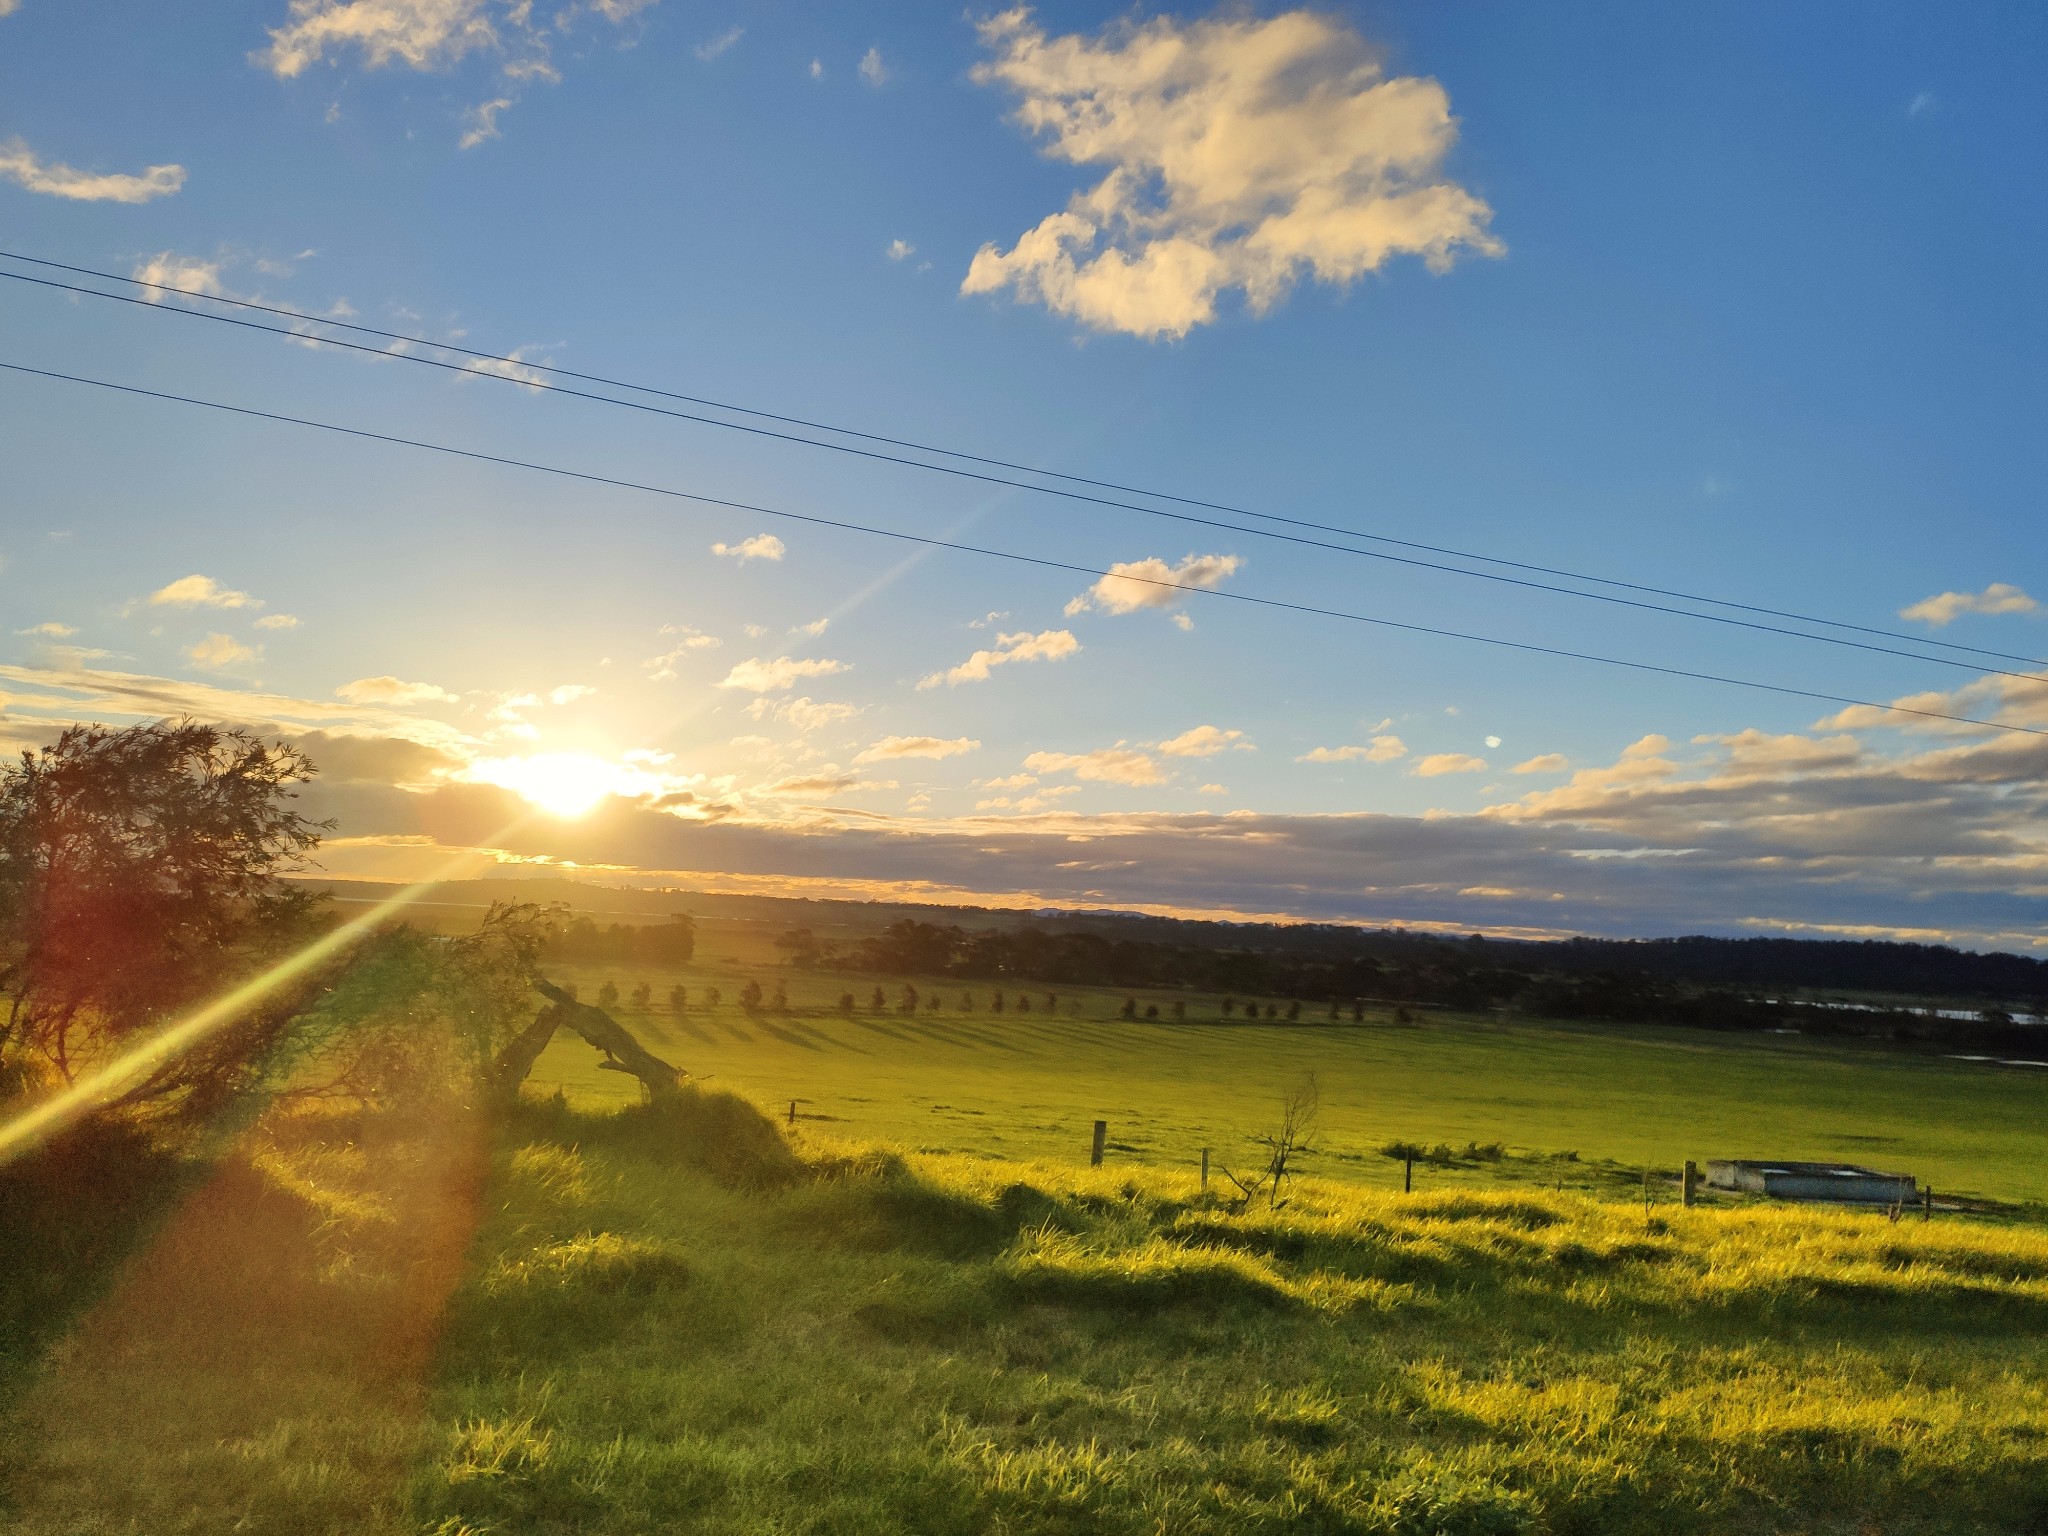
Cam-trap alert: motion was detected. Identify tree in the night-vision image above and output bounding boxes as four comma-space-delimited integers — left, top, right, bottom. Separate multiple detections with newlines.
702, 986, 721, 1009
1119, 997, 1137, 1020
1144, 1003, 1159, 1019
1286, 1001, 1301, 1022
669, 984, 688, 1014
1219, 1074, 1319, 1211
1171, 1000, 1186, 1021
926, 993, 941, 1012
597, 980, 620, 1009
775, 927, 820, 967
870, 986, 887, 1014
739, 979, 764, 1014
959, 993, 975, 1012
771, 982, 789, 1012
1017, 993, 1031, 1013
630, 982, 652, 1010
990, 991, 1005, 1015
838, 992, 856, 1015
0, 722, 328, 1113
899, 984, 919, 1015
1222, 997, 1236, 1018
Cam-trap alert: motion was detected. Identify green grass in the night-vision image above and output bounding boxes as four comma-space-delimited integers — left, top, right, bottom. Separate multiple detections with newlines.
10, 1087, 2048, 1533
532, 959, 2048, 1206
405, 1092, 2048, 1535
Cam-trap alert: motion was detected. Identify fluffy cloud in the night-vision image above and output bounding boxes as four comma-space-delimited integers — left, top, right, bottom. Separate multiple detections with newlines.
746, 695, 861, 732
855, 735, 981, 763
1413, 752, 1487, 777
547, 684, 597, 705
256, 0, 660, 146
1156, 724, 1250, 757
1298, 735, 1405, 764
712, 533, 787, 563
962, 8, 1501, 338
134, 252, 226, 298
1024, 746, 1167, 786
335, 676, 457, 705
859, 46, 886, 86
185, 634, 259, 672
16, 622, 77, 638
1900, 583, 2038, 627
1067, 553, 1240, 615
0, 138, 185, 202
888, 239, 916, 261
147, 574, 260, 610
1511, 753, 1569, 774
919, 629, 1078, 688
717, 656, 851, 693
258, 0, 499, 75
254, 614, 301, 631
759, 772, 893, 798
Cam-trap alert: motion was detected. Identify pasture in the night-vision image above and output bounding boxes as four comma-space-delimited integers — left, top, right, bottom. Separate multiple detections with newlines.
531, 952, 2048, 1207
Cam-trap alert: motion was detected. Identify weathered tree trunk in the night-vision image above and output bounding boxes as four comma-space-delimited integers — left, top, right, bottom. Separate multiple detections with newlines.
489, 1007, 562, 1102
529, 976, 685, 1101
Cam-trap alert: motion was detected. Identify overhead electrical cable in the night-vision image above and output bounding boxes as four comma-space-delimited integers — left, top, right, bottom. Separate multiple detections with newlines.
3, 250, 2040, 677
3, 357, 2039, 743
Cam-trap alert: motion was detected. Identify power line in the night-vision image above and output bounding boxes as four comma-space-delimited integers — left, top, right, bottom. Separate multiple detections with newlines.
4, 249, 2040, 679
4, 355, 2040, 742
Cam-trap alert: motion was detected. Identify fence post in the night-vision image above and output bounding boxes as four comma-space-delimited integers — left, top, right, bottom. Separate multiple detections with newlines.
1924, 1185, 1933, 1222
1404, 1149, 1413, 1193
788, 1099, 797, 1126
1200, 1147, 1210, 1190
1090, 1119, 1107, 1167
1642, 1169, 1652, 1219
1682, 1160, 1698, 1208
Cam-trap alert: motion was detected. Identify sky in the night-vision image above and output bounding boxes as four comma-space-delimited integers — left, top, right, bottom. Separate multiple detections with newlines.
2, 1, 2045, 948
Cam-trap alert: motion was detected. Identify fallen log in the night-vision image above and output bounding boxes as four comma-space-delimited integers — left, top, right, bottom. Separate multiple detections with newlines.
528, 976, 685, 1101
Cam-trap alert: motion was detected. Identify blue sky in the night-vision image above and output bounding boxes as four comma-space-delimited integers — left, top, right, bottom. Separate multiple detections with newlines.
2, 1, 2045, 946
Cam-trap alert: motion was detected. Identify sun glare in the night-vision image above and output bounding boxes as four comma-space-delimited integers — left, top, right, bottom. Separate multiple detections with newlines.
471, 752, 640, 818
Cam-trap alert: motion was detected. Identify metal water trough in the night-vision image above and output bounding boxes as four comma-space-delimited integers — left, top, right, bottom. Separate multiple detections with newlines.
1705, 1160, 1917, 1205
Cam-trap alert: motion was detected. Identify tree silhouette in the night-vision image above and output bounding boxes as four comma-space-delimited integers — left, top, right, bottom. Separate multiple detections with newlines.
990, 991, 1005, 1014
870, 986, 887, 1013
899, 984, 919, 1015
597, 980, 620, 1009
630, 982, 652, 1010
1017, 993, 1031, 1013
1222, 996, 1236, 1018
0, 721, 327, 1113
702, 986, 721, 1009
771, 982, 789, 1012
1119, 997, 1137, 1020
669, 984, 688, 1013
838, 992, 856, 1015
739, 979, 764, 1014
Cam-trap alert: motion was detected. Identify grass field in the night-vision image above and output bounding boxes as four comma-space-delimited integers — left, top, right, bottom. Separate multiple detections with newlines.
531, 955, 2048, 1207
10, 1089, 2048, 1534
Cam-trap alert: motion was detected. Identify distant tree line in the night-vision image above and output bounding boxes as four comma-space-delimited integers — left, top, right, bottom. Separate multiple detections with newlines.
544, 914, 695, 968
770, 919, 2048, 1051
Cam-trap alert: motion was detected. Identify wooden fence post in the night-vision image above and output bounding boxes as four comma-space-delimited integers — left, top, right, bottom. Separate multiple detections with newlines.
1682, 1160, 1698, 1208
1923, 1186, 1933, 1222
787, 1099, 797, 1126
1200, 1147, 1210, 1190
1403, 1149, 1413, 1193
1090, 1120, 1107, 1167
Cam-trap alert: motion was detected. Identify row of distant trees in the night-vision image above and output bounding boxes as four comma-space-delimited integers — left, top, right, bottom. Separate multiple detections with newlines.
767, 919, 2047, 1050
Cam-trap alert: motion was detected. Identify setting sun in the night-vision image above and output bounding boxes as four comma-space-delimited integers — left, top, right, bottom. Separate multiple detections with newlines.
465, 752, 642, 818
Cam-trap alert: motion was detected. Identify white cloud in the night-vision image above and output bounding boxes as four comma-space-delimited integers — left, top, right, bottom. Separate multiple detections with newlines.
918, 628, 1079, 688
887, 238, 916, 261
0, 138, 185, 203
1066, 552, 1240, 615
1908, 91, 1936, 118
547, 684, 597, 705
790, 617, 829, 638
1414, 752, 1487, 777
717, 656, 851, 693
855, 735, 980, 764
459, 96, 515, 150
1025, 745, 1168, 787
1297, 735, 1405, 764
760, 771, 894, 798
982, 772, 1037, 790
1484, 734, 1502, 749
0, 2, 20, 16
969, 610, 1009, 629
809, 57, 824, 79
185, 634, 259, 673
146, 574, 260, 610
16, 622, 77, 638
695, 24, 742, 61
335, 675, 457, 705
859, 45, 886, 86
254, 613, 301, 631
257, 0, 500, 77
1899, 583, 2037, 628
962, 7, 1502, 339
1511, 753, 1568, 775
712, 533, 787, 563
746, 695, 861, 732
257, 0, 660, 146
133, 252, 227, 299
1156, 724, 1250, 758
1196, 783, 1227, 795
